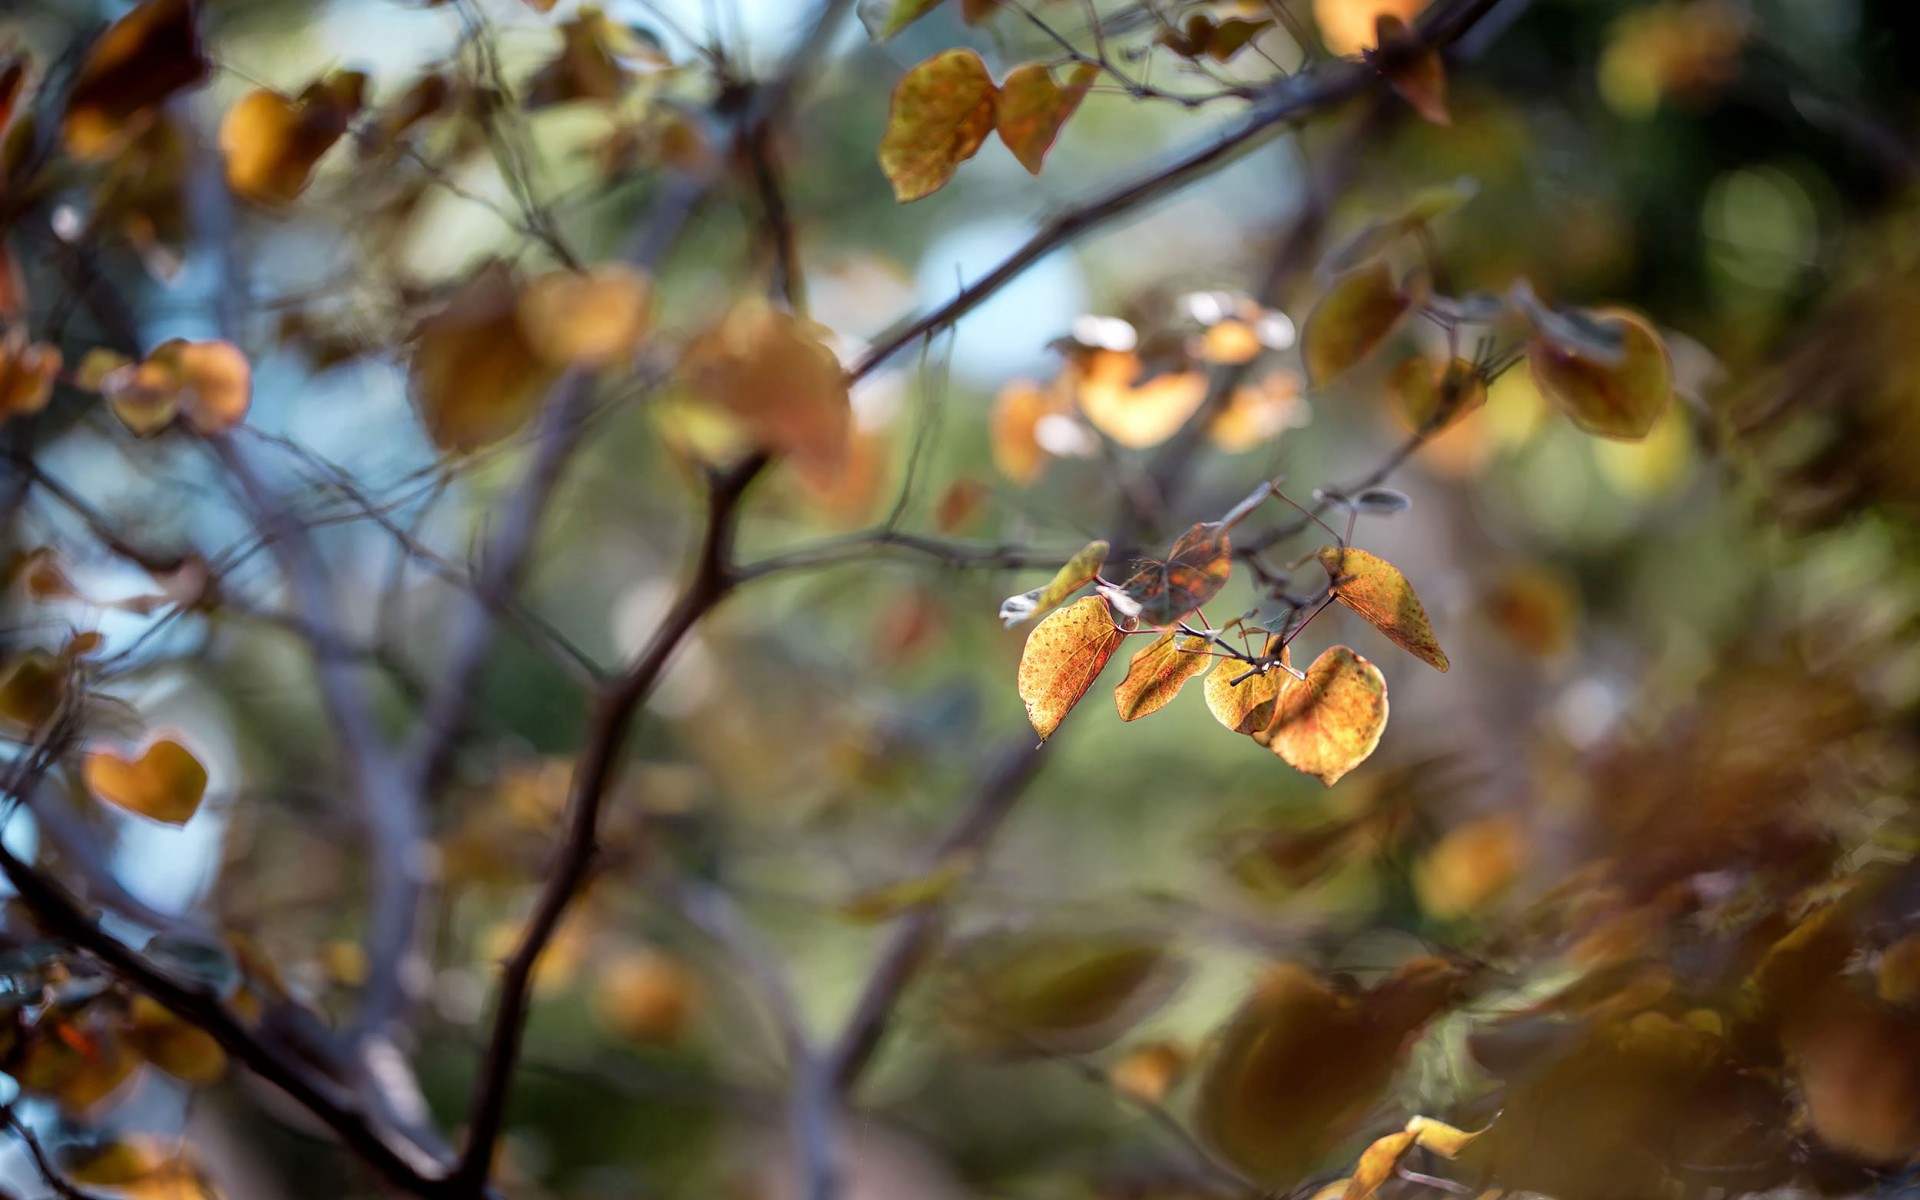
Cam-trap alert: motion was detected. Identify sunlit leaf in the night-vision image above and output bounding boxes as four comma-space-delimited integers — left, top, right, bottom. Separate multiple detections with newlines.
591, 946, 698, 1045
1314, 0, 1431, 55
1073, 349, 1208, 449
62, 0, 209, 160
154, 339, 252, 435
1114, 629, 1211, 721
517, 264, 654, 367
1266, 645, 1389, 786
679, 297, 852, 475
991, 378, 1057, 483
1205, 639, 1286, 735
1209, 371, 1304, 451
82, 736, 209, 826
1303, 263, 1414, 388
1110, 1040, 1189, 1103
999, 539, 1108, 628
878, 49, 998, 202
941, 930, 1184, 1056
1526, 307, 1674, 440
1315, 546, 1449, 671
995, 62, 1096, 175
1112, 523, 1231, 628
1414, 814, 1527, 918
219, 72, 365, 204
1016, 595, 1127, 740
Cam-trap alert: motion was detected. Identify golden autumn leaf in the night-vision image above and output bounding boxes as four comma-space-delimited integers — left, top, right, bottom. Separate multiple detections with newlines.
990, 378, 1058, 483
154, 338, 252, 435
1073, 349, 1208, 449
516, 264, 653, 367
1414, 814, 1527, 918
1344, 1117, 1484, 1200
83, 736, 209, 826
879, 49, 998, 202
127, 994, 226, 1085
411, 265, 556, 453
0, 328, 61, 422
678, 298, 852, 475
591, 946, 699, 1045
1110, 1040, 1189, 1103
1209, 370, 1304, 451
995, 62, 1096, 175
1526, 307, 1673, 440
1315, 546, 1449, 671
1266, 645, 1389, 786
1205, 640, 1287, 735
62, 0, 209, 160
1303, 263, 1414, 388
999, 539, 1108, 627
1016, 595, 1127, 740
1390, 355, 1485, 433
940, 930, 1184, 1056
1109, 522, 1231, 628
1314, 0, 1431, 55
219, 72, 366, 205
1114, 630, 1211, 721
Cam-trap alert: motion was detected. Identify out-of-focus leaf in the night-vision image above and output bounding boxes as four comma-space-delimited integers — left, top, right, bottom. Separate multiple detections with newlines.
1266, 645, 1389, 786
411, 265, 556, 453
0, 652, 64, 732
941, 930, 1184, 1056
999, 540, 1108, 628
62, 0, 208, 160
0, 329, 61, 423
1414, 815, 1527, 918
1016, 595, 1127, 740
590, 946, 698, 1045
1391, 355, 1486, 433
219, 72, 365, 204
1344, 1117, 1485, 1200
878, 49, 998, 202
1111, 523, 1232, 628
1314, 0, 1431, 55
991, 378, 1057, 483
933, 477, 989, 533
1110, 1040, 1189, 1103
995, 62, 1096, 174
1114, 629, 1211, 721
1481, 563, 1579, 657
82, 736, 209, 826
127, 993, 226, 1084
525, 8, 660, 108
1882, 934, 1920, 1008
517, 264, 653, 367
1374, 15, 1449, 124
679, 298, 851, 474
1073, 349, 1209, 449
1303, 263, 1414, 388
1209, 371, 1305, 451
1315, 546, 1449, 671
839, 854, 972, 922
859, 0, 947, 40
1526, 306, 1673, 440
1204, 639, 1286, 735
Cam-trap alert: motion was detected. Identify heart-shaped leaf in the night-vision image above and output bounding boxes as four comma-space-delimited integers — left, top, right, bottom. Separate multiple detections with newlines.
995, 62, 1096, 174
1526, 306, 1673, 440
1204, 640, 1287, 735
83, 736, 209, 826
878, 49, 998, 202
1114, 629, 1211, 721
1017, 595, 1127, 740
1111, 523, 1232, 628
1303, 263, 1413, 388
1265, 645, 1389, 786
1315, 546, 1449, 671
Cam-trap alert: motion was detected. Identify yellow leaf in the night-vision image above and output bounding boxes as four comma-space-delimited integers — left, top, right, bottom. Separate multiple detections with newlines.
150, 338, 252, 435
1313, 0, 1431, 55
1016, 595, 1127, 740
991, 378, 1058, 483
0, 329, 61, 422
411, 265, 556, 453
679, 298, 851, 475
1526, 307, 1673, 441
1208, 370, 1303, 451
1344, 1129, 1418, 1200
1204, 641, 1286, 735
127, 994, 226, 1085
1303, 263, 1414, 388
1315, 546, 1449, 671
999, 539, 1109, 627
517, 264, 654, 367
1114, 630, 1211, 721
1266, 645, 1389, 786
1414, 815, 1528, 918
591, 946, 699, 1045
1391, 355, 1486, 433
62, 0, 209, 160
83, 736, 209, 826
995, 62, 1096, 175
219, 72, 365, 204
878, 49, 998, 202
1073, 349, 1208, 449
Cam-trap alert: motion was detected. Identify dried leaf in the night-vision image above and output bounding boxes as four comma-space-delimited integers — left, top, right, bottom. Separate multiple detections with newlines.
1315, 546, 1449, 671
995, 62, 1096, 175
1205, 641, 1286, 735
1017, 595, 1127, 740
411, 265, 556, 453
62, 0, 209, 160
1114, 630, 1211, 721
1266, 645, 1389, 786
1526, 307, 1673, 440
1112, 523, 1232, 628
1303, 263, 1414, 388
879, 49, 998, 202
999, 539, 1108, 628
679, 298, 851, 474
82, 736, 209, 826
219, 72, 365, 204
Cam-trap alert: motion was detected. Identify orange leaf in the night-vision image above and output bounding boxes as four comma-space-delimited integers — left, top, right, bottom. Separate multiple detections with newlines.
0, 329, 61, 422
878, 49, 998, 202
1314, 0, 1431, 55
995, 62, 1096, 174
679, 299, 850, 475
1346, 1130, 1419, 1200
517, 264, 654, 367
1017, 595, 1127, 740
219, 72, 365, 204
62, 0, 209, 160
1266, 645, 1389, 786
411, 265, 556, 453
1204, 640, 1287, 735
153, 338, 252, 435
991, 378, 1058, 483
1315, 546, 1449, 671
1303, 263, 1413, 388
1111, 523, 1232, 628
1073, 349, 1208, 449
1526, 307, 1673, 440
83, 735, 209, 826
1114, 630, 1211, 721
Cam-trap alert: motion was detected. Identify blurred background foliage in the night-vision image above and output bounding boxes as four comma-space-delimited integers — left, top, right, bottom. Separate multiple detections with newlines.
10, 0, 1920, 1198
